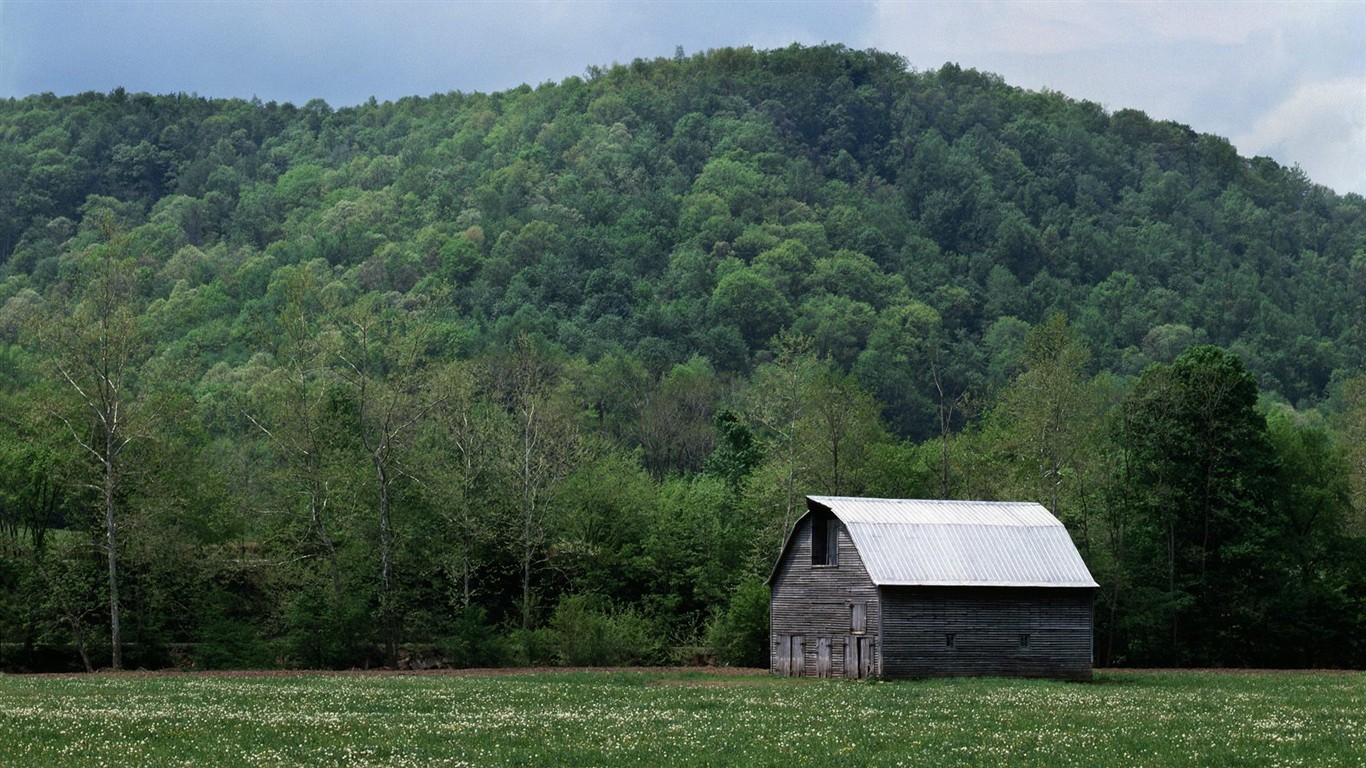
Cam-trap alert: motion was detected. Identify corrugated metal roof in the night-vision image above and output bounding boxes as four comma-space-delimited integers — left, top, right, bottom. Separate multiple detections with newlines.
808, 496, 1099, 588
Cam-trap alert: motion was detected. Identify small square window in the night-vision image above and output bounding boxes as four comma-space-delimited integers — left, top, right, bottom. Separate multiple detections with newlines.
851, 603, 867, 634
1019, 634, 1030, 649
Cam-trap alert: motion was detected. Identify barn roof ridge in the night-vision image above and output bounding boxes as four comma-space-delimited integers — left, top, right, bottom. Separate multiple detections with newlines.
807, 496, 1063, 527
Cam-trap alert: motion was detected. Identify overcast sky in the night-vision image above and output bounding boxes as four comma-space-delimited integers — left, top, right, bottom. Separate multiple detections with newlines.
2, 1, 1362, 195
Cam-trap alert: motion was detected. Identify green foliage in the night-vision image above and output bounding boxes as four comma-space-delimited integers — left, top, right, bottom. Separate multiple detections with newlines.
436, 606, 506, 669
191, 590, 275, 670
0, 45, 1362, 672
709, 267, 789, 348
547, 593, 665, 666
703, 409, 763, 491
1117, 346, 1282, 665
643, 475, 742, 633
705, 573, 770, 667
555, 447, 656, 600
282, 587, 373, 669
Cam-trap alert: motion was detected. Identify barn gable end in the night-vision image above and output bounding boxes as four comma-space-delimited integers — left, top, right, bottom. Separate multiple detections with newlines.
769, 496, 1097, 680
769, 507, 881, 679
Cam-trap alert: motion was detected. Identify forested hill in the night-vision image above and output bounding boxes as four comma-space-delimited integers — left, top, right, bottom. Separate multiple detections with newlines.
1, 45, 1364, 672
2, 45, 1362, 415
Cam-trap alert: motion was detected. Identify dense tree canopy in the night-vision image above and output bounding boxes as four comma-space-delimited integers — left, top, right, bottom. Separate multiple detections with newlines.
0, 45, 1362, 671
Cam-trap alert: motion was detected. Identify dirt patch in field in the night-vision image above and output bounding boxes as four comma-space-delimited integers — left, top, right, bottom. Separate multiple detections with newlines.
646, 675, 781, 687
1102, 668, 1362, 676
16, 666, 1361, 680
18, 665, 770, 680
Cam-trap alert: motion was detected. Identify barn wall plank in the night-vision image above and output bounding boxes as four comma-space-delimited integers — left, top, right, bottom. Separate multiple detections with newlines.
880, 586, 1094, 680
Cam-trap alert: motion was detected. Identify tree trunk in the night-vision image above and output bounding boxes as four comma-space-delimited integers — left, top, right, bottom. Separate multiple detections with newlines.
69, 615, 94, 674
375, 455, 396, 667
461, 550, 472, 609
310, 488, 342, 602
521, 537, 533, 632
1105, 583, 1119, 667
105, 437, 122, 671
932, 360, 956, 498
1168, 521, 1177, 656
521, 424, 534, 631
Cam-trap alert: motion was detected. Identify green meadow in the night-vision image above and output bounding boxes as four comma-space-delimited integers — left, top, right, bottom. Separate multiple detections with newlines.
0, 670, 1361, 767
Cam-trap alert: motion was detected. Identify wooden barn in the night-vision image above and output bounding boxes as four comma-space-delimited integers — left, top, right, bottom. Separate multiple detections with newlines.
768, 496, 1097, 680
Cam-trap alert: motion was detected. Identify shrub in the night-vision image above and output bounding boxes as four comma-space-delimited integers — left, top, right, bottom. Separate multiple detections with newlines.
282, 588, 371, 669
436, 605, 504, 668
706, 574, 769, 667
548, 594, 665, 666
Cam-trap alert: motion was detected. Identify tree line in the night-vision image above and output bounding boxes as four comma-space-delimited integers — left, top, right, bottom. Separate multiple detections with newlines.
0, 44, 1362, 670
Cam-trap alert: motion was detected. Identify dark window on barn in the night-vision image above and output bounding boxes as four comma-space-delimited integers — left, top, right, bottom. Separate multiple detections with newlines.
851, 603, 867, 635
811, 514, 839, 566
811, 515, 827, 565
945, 633, 956, 648
1019, 634, 1030, 649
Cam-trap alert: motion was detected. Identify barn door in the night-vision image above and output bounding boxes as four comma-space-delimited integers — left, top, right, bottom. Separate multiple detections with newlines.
846, 635, 875, 679
815, 637, 832, 677
776, 635, 804, 676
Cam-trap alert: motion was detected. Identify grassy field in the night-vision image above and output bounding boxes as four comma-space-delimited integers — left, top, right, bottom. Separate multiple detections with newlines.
0, 669, 1361, 767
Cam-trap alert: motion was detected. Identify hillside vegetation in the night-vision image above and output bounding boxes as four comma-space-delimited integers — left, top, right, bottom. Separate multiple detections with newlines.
0, 44, 1363, 671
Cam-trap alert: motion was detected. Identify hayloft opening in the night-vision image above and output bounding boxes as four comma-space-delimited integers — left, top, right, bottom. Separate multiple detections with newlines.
811, 512, 839, 566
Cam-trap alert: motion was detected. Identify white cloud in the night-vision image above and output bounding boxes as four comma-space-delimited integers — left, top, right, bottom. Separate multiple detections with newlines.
1235, 77, 1366, 195
1111, 1, 1327, 46
863, 0, 1366, 194
869, 0, 1325, 57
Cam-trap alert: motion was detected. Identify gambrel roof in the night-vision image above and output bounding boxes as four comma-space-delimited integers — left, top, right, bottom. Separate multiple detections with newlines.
776, 496, 1098, 588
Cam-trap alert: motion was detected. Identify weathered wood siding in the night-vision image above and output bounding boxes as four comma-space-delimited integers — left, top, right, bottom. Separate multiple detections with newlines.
879, 586, 1094, 680
770, 515, 880, 678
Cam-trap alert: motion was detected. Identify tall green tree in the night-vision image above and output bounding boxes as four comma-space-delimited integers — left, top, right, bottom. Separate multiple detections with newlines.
417, 359, 502, 610
741, 332, 886, 564
741, 332, 821, 557
805, 366, 886, 497
1120, 345, 1278, 664
1262, 410, 1358, 665
0, 352, 77, 669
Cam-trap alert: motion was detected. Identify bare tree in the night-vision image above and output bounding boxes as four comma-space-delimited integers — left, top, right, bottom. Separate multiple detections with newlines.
421, 359, 501, 609
29, 223, 148, 669
332, 297, 445, 666
242, 265, 345, 598
743, 332, 820, 535
492, 334, 581, 632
